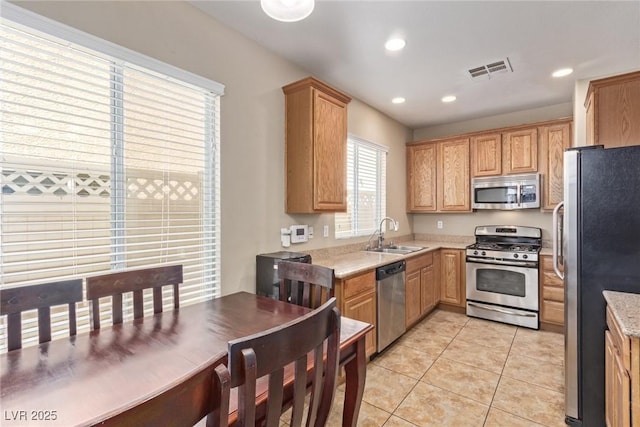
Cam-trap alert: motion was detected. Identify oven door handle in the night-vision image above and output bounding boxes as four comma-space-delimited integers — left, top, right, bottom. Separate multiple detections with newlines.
552, 201, 564, 280
466, 257, 538, 268
468, 302, 537, 318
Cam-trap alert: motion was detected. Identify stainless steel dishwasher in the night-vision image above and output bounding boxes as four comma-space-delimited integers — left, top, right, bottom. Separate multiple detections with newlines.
376, 260, 406, 353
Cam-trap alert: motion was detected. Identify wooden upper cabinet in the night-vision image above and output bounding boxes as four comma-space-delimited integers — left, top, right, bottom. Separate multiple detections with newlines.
539, 120, 572, 210
407, 138, 470, 213
471, 133, 502, 177
585, 70, 640, 148
502, 127, 538, 174
283, 77, 351, 213
407, 144, 437, 211
438, 138, 471, 211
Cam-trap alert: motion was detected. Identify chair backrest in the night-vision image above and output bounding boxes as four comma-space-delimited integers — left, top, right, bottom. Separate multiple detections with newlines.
277, 261, 335, 309
86, 264, 183, 330
0, 279, 83, 351
209, 298, 341, 427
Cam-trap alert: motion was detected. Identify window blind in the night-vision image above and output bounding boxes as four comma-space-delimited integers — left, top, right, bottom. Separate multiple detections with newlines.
335, 135, 387, 239
0, 12, 222, 352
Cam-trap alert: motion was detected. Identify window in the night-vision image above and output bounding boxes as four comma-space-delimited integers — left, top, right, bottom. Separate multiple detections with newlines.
0, 4, 224, 352
335, 135, 387, 238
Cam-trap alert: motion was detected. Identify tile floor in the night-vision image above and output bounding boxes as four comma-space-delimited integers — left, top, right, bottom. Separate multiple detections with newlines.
305, 309, 565, 427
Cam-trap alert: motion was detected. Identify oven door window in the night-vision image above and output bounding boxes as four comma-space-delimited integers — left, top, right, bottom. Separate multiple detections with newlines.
474, 186, 518, 204
475, 267, 526, 297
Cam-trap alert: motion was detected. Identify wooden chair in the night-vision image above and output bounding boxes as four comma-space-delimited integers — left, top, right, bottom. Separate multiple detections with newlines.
0, 279, 83, 351
208, 298, 341, 427
86, 264, 183, 330
277, 261, 335, 309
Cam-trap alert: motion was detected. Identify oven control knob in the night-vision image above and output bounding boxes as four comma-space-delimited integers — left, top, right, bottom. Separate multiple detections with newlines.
523, 254, 528, 259
473, 250, 479, 256
513, 254, 519, 259
481, 251, 486, 256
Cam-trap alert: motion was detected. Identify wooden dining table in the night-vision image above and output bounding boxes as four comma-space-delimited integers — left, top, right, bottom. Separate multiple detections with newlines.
0, 292, 373, 427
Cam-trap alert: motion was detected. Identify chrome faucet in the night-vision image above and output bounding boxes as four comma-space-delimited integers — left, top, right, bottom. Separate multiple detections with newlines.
377, 217, 399, 248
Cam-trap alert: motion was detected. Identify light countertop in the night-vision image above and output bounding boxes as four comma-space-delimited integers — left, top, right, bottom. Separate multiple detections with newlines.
313, 240, 468, 279
603, 290, 640, 338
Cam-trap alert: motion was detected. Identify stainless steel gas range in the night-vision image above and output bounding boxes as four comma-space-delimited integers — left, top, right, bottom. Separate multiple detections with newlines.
465, 225, 541, 329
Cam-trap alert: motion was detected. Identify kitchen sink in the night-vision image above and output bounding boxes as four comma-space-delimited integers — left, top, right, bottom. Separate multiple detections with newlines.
366, 245, 427, 255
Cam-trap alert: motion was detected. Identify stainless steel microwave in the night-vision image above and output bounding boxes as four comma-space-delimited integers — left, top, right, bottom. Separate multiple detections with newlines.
472, 173, 541, 210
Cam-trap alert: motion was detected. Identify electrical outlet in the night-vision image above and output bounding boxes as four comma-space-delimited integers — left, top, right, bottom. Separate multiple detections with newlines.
323, 225, 329, 237
437, 220, 443, 229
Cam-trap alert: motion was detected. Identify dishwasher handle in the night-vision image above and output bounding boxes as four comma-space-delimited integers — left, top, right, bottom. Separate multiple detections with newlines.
376, 260, 406, 281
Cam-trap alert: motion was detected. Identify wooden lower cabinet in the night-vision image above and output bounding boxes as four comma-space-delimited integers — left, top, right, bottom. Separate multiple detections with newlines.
540, 255, 564, 329
336, 270, 377, 358
605, 305, 639, 427
439, 249, 466, 308
405, 269, 422, 327
405, 251, 438, 327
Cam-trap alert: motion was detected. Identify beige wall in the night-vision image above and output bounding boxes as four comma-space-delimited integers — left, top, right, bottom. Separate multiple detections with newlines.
413, 102, 573, 141
13, 1, 412, 295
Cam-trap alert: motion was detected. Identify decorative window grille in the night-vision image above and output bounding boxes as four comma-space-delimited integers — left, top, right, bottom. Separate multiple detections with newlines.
0, 4, 224, 353
335, 135, 388, 239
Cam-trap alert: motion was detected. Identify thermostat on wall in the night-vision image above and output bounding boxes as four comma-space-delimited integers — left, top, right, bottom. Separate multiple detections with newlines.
289, 225, 309, 243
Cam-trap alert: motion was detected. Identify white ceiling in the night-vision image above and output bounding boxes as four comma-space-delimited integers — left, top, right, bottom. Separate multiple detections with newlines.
192, 1, 640, 129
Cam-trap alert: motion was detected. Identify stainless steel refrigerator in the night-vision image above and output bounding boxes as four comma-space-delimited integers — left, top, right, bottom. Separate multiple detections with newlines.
552, 145, 640, 426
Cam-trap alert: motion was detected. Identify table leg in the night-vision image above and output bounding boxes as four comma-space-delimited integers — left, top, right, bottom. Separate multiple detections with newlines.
342, 338, 366, 427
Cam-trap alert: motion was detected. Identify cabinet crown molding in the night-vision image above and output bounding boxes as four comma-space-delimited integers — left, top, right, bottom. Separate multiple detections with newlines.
282, 76, 352, 104
408, 116, 573, 146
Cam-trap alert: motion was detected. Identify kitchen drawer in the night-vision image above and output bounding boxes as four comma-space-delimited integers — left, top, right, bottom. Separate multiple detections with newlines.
607, 305, 631, 370
542, 285, 564, 302
542, 270, 563, 287
342, 270, 375, 299
406, 252, 433, 273
542, 255, 560, 271
541, 300, 564, 325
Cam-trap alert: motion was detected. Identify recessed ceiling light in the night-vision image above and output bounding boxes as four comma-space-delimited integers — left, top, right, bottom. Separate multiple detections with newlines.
260, 0, 314, 22
392, 97, 406, 104
552, 68, 574, 78
385, 38, 406, 51
441, 95, 457, 103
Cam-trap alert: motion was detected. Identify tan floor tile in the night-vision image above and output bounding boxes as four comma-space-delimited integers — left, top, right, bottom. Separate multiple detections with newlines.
382, 415, 418, 426
455, 324, 515, 351
372, 343, 436, 379
503, 351, 564, 393
360, 364, 418, 413
413, 316, 465, 340
327, 388, 391, 427
421, 357, 500, 405
465, 317, 518, 336
492, 377, 565, 427
441, 336, 509, 374
397, 327, 452, 357
511, 329, 564, 366
394, 382, 489, 426
425, 309, 469, 326
484, 407, 546, 426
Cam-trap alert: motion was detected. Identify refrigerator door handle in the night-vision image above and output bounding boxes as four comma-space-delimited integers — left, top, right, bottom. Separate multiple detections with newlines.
552, 201, 565, 280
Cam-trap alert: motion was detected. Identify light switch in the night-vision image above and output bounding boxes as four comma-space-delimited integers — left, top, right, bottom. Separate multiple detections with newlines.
323, 225, 329, 237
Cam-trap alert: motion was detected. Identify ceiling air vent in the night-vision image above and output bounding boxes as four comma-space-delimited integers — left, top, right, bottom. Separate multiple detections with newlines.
468, 58, 513, 80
